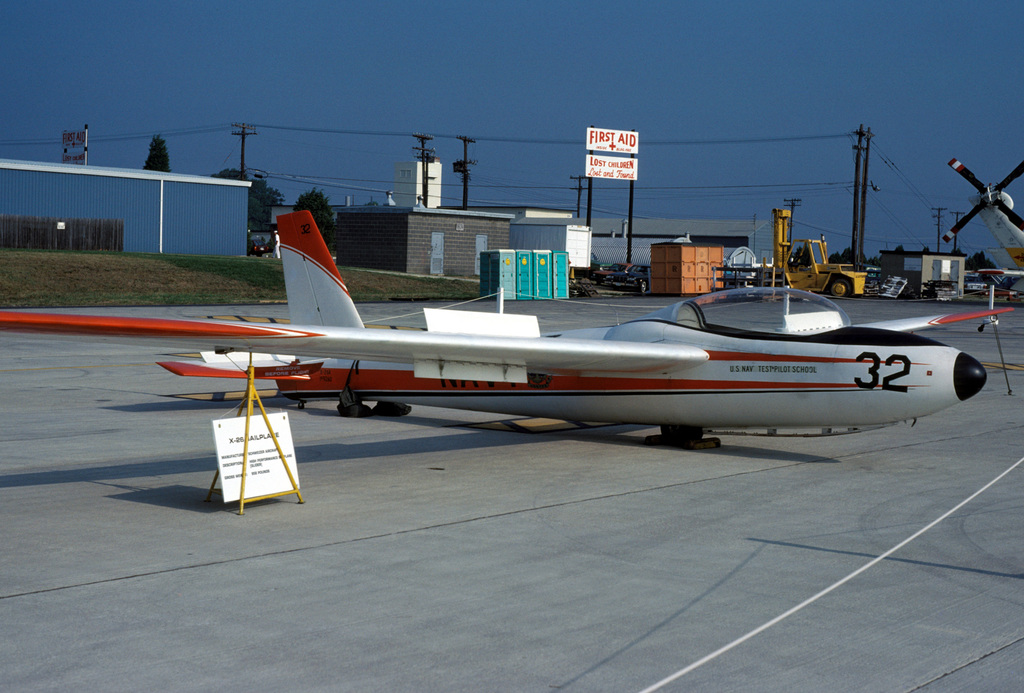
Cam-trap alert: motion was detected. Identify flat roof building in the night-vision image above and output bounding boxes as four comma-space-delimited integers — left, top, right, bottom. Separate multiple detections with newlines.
0, 159, 250, 254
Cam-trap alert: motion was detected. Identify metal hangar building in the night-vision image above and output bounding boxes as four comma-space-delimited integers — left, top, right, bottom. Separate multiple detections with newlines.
0, 159, 251, 254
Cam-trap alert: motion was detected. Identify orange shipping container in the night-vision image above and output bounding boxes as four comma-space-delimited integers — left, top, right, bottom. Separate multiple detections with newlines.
651, 243, 724, 295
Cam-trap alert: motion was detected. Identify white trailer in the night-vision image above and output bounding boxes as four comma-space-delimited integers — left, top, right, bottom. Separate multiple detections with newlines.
509, 222, 592, 269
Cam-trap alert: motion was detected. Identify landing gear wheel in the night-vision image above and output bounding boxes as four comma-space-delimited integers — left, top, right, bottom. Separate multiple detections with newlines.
645, 425, 722, 449
338, 402, 374, 417
372, 401, 412, 417
337, 387, 374, 417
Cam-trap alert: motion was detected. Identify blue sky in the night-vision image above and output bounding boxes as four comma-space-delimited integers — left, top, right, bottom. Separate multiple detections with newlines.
3, 0, 1023, 259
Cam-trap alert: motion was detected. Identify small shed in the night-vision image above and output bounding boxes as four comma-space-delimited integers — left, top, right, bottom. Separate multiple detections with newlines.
335, 206, 511, 275
509, 221, 591, 269
879, 250, 966, 297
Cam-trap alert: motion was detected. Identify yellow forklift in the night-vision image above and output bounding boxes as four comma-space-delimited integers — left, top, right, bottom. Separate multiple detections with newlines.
773, 208, 866, 297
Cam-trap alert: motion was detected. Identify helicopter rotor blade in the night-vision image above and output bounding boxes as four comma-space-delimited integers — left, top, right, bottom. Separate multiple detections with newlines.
942, 204, 981, 243
996, 158, 1024, 192
948, 158, 987, 192
993, 197, 1024, 231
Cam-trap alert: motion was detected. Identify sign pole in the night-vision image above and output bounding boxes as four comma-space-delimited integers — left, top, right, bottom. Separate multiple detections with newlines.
586, 153, 593, 228
627, 146, 635, 263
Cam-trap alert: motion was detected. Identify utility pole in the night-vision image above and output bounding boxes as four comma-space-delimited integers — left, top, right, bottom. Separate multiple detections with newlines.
570, 175, 586, 217
232, 123, 257, 180
452, 135, 477, 210
857, 127, 873, 270
932, 207, 946, 251
851, 126, 863, 266
412, 133, 434, 207
951, 211, 964, 252
784, 199, 801, 262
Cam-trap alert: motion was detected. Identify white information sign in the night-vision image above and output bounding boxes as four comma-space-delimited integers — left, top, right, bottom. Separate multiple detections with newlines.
586, 153, 638, 180
586, 127, 639, 155
212, 413, 298, 503
62, 129, 87, 164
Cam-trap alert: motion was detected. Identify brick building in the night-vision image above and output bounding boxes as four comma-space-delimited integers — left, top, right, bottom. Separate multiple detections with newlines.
335, 206, 512, 276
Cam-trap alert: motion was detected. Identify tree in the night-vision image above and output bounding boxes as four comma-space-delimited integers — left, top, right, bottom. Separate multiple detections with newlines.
211, 169, 285, 232
143, 135, 170, 172
828, 247, 853, 264
294, 188, 335, 251
966, 250, 996, 270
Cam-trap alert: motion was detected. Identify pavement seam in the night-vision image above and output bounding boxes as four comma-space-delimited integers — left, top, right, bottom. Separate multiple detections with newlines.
0, 459, 814, 602
907, 633, 1024, 691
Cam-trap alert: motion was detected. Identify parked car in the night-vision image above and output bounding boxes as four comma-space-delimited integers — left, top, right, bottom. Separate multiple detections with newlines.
610, 264, 651, 293
591, 262, 633, 285
963, 273, 988, 292
248, 236, 271, 257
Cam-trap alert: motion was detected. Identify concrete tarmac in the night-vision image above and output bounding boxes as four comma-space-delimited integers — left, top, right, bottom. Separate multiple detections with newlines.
0, 294, 1022, 692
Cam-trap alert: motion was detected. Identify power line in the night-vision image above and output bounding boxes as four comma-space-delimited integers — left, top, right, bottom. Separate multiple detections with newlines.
0, 124, 228, 146
246, 123, 850, 146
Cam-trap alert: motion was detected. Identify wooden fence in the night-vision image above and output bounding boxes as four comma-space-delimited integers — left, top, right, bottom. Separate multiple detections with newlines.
0, 215, 124, 251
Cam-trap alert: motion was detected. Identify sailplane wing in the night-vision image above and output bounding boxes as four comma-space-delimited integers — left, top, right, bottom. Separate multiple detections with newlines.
0, 311, 708, 382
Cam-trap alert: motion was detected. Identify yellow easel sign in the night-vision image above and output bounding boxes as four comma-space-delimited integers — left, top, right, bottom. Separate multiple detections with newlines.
212, 413, 299, 503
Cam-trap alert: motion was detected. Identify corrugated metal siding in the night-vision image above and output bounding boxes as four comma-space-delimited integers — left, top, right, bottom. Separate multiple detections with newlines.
0, 168, 160, 251
0, 162, 248, 255
163, 181, 247, 255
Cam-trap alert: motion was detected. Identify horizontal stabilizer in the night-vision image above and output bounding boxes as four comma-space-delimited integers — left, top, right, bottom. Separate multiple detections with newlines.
159, 358, 322, 380
861, 306, 1013, 332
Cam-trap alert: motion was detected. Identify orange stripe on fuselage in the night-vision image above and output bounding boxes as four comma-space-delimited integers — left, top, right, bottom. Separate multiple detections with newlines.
276, 365, 861, 395
705, 350, 855, 363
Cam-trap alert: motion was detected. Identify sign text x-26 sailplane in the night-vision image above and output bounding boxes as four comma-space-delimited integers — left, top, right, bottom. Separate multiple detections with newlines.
0, 211, 1011, 447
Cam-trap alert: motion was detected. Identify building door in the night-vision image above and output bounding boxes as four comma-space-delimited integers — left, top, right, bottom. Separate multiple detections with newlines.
430, 232, 444, 275
474, 234, 488, 275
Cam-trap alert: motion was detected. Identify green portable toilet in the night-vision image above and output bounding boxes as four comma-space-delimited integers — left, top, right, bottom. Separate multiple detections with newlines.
552, 251, 569, 299
533, 250, 553, 300
480, 250, 516, 298
516, 250, 534, 300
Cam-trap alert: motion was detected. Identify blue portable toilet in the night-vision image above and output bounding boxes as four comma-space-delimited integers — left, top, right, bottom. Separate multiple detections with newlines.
552, 251, 570, 299
515, 250, 534, 300
479, 250, 516, 298
533, 250, 553, 300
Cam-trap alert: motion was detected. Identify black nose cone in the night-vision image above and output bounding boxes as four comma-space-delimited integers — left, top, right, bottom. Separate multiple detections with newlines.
954, 352, 987, 401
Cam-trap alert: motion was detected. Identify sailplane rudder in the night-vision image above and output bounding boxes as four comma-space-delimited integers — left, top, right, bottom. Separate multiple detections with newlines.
276, 210, 363, 328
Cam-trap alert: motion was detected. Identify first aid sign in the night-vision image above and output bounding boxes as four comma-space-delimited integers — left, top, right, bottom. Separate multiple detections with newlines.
586, 127, 638, 155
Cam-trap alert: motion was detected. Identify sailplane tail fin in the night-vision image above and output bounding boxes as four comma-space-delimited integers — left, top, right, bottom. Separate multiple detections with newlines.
276, 210, 363, 328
